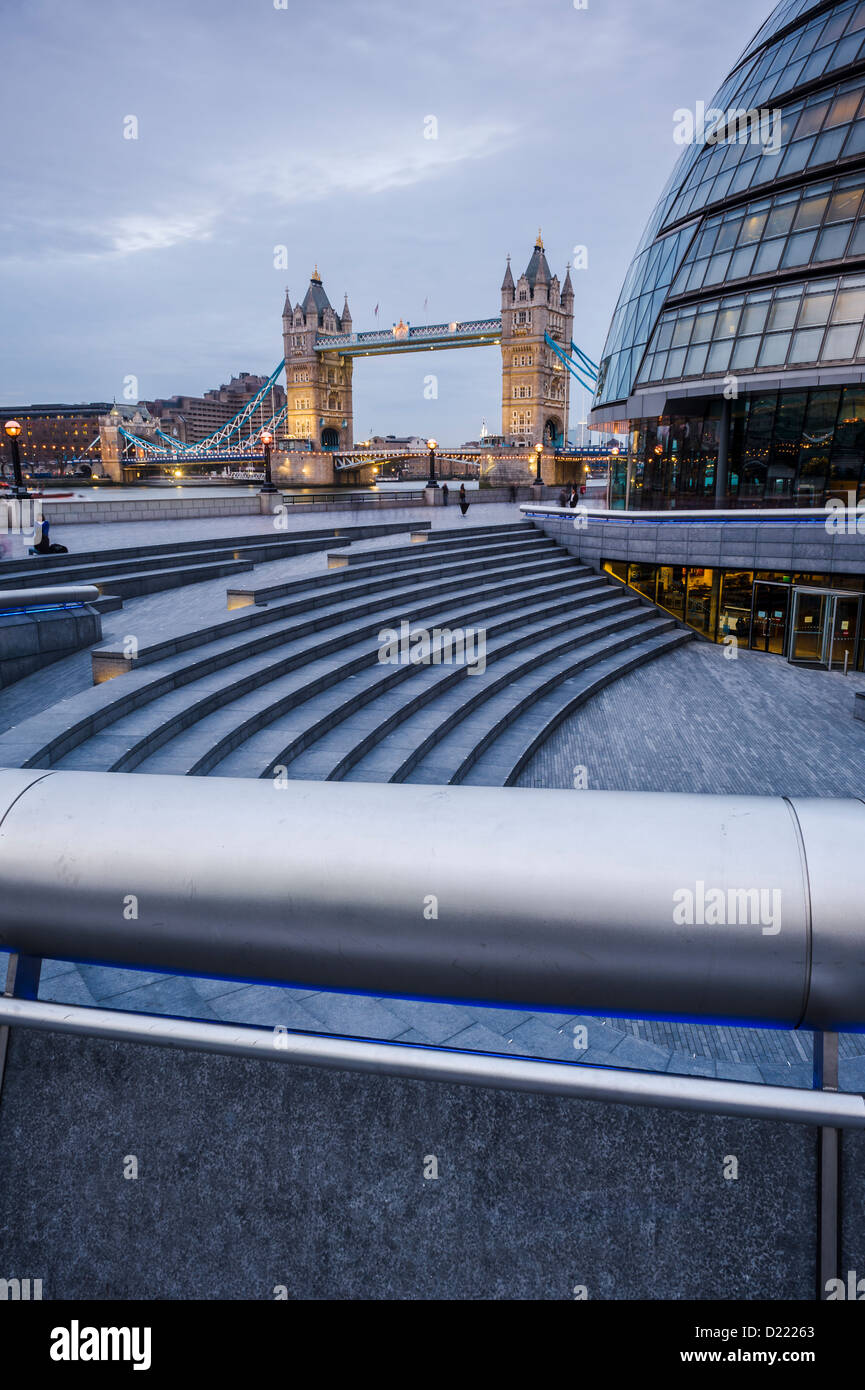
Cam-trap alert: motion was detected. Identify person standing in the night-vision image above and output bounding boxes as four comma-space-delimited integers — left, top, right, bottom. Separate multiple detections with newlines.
459, 483, 469, 516
441, 482, 449, 506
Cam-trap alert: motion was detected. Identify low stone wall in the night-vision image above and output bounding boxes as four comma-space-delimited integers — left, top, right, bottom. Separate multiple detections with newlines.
0, 1025, 827, 1299
523, 505, 865, 576
41, 496, 264, 525
0, 604, 102, 688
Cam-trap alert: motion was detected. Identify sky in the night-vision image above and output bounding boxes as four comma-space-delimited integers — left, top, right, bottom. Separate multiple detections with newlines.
0, 0, 778, 442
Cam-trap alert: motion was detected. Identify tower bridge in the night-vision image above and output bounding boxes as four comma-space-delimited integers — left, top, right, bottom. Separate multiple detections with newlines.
104, 233, 599, 485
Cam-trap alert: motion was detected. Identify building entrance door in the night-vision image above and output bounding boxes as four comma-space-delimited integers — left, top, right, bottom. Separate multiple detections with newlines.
750, 582, 790, 655
788, 588, 862, 669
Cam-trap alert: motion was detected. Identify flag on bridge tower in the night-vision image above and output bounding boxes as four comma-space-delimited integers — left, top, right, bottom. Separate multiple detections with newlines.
374, 303, 379, 320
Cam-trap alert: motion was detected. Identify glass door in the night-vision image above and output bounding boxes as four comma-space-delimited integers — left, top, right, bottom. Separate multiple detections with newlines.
789, 590, 828, 664
750, 583, 790, 654
828, 594, 862, 670
788, 590, 862, 668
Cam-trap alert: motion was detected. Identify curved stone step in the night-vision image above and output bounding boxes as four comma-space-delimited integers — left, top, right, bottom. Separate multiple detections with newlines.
404, 618, 683, 785
228, 528, 555, 606
274, 595, 644, 784
49, 557, 599, 774
134, 575, 619, 779
0, 546, 580, 770
460, 629, 694, 787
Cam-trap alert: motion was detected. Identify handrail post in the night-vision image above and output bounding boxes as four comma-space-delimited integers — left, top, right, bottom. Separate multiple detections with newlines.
0, 952, 43, 1109
814, 1030, 841, 1300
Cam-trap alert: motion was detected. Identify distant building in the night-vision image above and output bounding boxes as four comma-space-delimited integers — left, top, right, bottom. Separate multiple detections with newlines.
144, 371, 285, 446
0, 402, 112, 473
282, 270, 354, 451
500, 233, 574, 447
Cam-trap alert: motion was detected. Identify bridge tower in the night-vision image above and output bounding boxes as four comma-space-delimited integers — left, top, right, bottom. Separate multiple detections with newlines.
282, 270, 354, 451
500, 233, 574, 448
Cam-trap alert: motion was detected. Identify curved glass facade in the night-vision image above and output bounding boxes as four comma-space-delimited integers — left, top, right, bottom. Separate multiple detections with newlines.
593, 0, 865, 496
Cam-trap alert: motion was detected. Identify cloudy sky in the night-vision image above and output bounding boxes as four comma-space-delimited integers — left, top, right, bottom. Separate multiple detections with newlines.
0, 0, 776, 441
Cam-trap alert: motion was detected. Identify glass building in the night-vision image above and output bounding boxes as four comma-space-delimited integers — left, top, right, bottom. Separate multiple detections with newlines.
591, 0, 865, 511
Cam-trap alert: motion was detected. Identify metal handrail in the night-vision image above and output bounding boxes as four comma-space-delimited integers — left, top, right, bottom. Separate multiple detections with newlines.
1, 995, 862, 1128
1, 771, 864, 1031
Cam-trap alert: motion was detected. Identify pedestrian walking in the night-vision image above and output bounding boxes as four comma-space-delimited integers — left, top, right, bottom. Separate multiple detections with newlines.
459, 483, 469, 517
441, 482, 449, 506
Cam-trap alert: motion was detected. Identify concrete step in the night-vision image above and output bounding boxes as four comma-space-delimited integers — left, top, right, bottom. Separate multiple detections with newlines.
0, 550, 589, 770
227, 526, 553, 606
342, 599, 647, 785
0, 518, 432, 577
105, 572, 620, 778
208, 578, 621, 780
461, 629, 695, 787
271, 596, 643, 784
405, 618, 684, 785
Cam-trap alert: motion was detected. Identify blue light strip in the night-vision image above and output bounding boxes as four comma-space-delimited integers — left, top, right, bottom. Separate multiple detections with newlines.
0, 601, 87, 616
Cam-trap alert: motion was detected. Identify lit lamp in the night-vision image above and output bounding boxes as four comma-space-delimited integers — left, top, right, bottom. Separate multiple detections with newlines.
260, 429, 276, 493
426, 438, 438, 488
534, 440, 544, 486
4, 419, 25, 496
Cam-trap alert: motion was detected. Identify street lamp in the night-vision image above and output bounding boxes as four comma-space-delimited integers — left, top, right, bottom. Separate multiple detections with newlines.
534, 440, 544, 486
426, 438, 439, 488
4, 420, 25, 497
259, 429, 276, 493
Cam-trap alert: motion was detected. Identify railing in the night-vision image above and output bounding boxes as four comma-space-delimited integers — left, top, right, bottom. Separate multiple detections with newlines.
280, 490, 426, 505
0, 585, 100, 613
314, 318, 502, 352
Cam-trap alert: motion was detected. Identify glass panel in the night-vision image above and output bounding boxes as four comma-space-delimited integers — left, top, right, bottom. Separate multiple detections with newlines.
794, 102, 831, 138
830, 595, 861, 667
753, 239, 785, 273
790, 327, 825, 361
826, 187, 863, 221
729, 245, 757, 278
692, 311, 717, 342
823, 323, 860, 356
832, 287, 865, 320
814, 224, 853, 260
731, 337, 760, 369
684, 343, 709, 375
715, 218, 744, 251
671, 317, 693, 347
799, 293, 834, 325
739, 211, 768, 243
656, 566, 686, 621
794, 194, 829, 228
827, 88, 864, 126
706, 339, 733, 373
766, 202, 797, 237
685, 569, 719, 638
768, 298, 799, 331
741, 302, 769, 334
751, 583, 790, 655
782, 230, 818, 266
759, 333, 792, 366
718, 571, 754, 644
790, 591, 828, 662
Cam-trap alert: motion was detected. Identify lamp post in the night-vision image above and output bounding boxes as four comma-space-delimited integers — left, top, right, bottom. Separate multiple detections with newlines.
426, 438, 439, 488
534, 440, 544, 487
259, 429, 276, 493
4, 420, 25, 497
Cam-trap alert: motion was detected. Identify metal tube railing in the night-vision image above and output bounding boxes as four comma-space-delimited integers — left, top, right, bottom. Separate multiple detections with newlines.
0, 770, 863, 1030
1, 995, 862, 1128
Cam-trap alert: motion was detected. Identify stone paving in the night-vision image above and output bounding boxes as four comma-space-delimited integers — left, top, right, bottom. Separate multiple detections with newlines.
3, 505, 864, 1092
